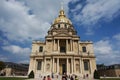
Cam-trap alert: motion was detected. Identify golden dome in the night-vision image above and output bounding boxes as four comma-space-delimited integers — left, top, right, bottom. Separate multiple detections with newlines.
54, 9, 72, 24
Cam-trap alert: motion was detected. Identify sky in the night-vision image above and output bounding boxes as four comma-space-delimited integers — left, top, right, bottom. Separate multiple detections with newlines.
0, 0, 120, 65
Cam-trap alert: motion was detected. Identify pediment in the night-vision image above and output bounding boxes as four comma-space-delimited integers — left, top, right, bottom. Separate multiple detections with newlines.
54, 33, 72, 37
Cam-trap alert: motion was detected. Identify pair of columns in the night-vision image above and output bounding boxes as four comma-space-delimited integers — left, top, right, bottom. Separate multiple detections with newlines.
53, 39, 73, 51
52, 58, 74, 74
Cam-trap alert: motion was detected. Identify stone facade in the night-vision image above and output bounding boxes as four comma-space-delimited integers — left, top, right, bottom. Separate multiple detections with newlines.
28, 8, 96, 78
97, 64, 120, 77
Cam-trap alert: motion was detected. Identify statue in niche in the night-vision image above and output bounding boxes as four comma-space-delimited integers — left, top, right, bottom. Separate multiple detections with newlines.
46, 63, 50, 71
76, 64, 79, 72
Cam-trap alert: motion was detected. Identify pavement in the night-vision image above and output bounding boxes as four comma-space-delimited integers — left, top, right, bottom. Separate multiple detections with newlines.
25, 77, 99, 80
25, 79, 99, 80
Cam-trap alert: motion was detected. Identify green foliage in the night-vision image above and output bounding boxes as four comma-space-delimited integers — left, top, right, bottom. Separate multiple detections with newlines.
94, 70, 100, 79
100, 78, 120, 80
0, 61, 5, 70
0, 77, 27, 80
28, 70, 34, 78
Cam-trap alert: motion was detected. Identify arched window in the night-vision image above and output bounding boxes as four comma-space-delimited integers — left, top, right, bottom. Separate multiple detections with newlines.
82, 46, 86, 52
39, 46, 43, 52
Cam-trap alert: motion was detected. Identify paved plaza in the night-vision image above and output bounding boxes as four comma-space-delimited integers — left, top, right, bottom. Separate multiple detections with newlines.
26, 75, 97, 80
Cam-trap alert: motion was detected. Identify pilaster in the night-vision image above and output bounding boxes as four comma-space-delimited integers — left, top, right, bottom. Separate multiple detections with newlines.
44, 58, 46, 72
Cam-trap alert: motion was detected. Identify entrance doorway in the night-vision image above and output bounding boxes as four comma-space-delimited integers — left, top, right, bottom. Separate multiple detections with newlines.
62, 64, 66, 74
59, 59, 66, 75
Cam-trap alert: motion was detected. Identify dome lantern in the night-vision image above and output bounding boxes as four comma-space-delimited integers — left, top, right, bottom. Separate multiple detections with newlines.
53, 7, 72, 24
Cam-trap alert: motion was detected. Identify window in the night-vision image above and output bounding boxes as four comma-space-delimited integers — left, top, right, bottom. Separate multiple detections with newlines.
60, 46, 66, 53
82, 46, 86, 52
47, 40, 51, 42
65, 24, 67, 28
58, 24, 60, 28
39, 46, 43, 52
84, 61, 89, 70
37, 61, 41, 70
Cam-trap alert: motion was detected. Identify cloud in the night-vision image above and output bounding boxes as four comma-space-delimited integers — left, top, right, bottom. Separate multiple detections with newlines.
0, 55, 8, 61
113, 33, 120, 41
94, 36, 120, 65
70, 4, 82, 13
0, 0, 71, 42
2, 45, 31, 57
0, 0, 72, 63
94, 40, 112, 54
70, 0, 120, 34
18, 60, 29, 64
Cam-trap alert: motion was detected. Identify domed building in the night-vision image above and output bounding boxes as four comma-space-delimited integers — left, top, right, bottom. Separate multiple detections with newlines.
28, 8, 96, 78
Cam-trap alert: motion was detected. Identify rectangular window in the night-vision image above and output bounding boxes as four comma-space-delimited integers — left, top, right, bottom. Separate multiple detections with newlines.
39, 46, 43, 52
37, 61, 41, 70
82, 47, 86, 52
84, 61, 89, 70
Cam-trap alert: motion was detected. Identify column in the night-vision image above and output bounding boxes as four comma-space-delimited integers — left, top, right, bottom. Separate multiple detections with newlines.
58, 39, 59, 52
89, 59, 92, 74
71, 58, 73, 74
79, 58, 82, 73
67, 58, 69, 74
73, 57, 75, 73
70, 40, 72, 51
28, 58, 33, 74
52, 58, 54, 73
30, 58, 36, 72
44, 58, 46, 72
50, 59, 52, 72
78, 41, 79, 54
42, 59, 44, 72
66, 39, 68, 52
33, 58, 36, 73
72, 40, 74, 51
57, 58, 59, 73
53, 39, 55, 51
81, 59, 84, 74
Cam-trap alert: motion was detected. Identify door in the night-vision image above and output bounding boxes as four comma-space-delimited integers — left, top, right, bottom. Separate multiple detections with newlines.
62, 64, 66, 74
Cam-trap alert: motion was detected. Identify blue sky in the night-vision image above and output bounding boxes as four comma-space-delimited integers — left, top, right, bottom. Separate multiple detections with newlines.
0, 0, 120, 65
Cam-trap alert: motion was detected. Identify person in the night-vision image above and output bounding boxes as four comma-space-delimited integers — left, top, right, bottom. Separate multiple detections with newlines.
51, 72, 54, 78
62, 72, 67, 80
86, 74, 88, 78
47, 75, 51, 80
75, 75, 78, 80
43, 76, 46, 80
56, 75, 59, 80
70, 76, 74, 80
62, 75, 67, 80
83, 74, 85, 79
67, 75, 70, 80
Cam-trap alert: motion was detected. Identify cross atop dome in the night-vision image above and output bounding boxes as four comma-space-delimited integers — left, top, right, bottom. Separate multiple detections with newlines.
61, 2, 64, 10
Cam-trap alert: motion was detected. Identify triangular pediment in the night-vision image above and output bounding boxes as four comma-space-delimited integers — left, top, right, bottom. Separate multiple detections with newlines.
54, 33, 72, 37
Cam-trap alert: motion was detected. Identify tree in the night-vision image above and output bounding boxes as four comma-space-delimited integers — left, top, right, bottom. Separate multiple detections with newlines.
0, 61, 5, 70
28, 70, 34, 78
94, 70, 100, 79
